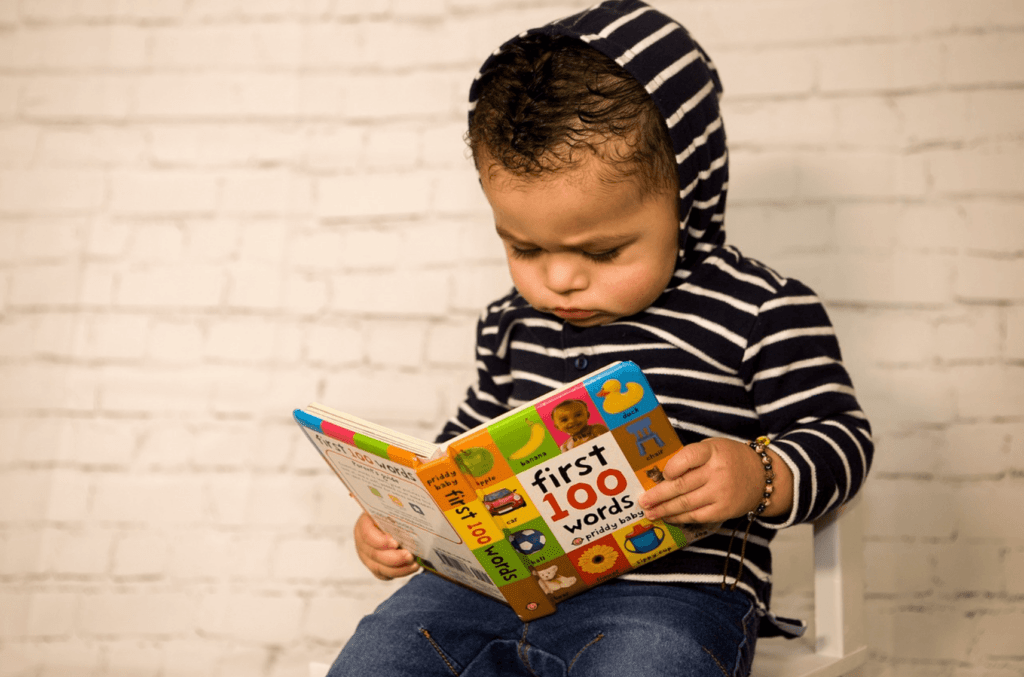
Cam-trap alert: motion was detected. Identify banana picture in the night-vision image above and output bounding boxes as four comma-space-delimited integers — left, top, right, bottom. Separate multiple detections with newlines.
509, 418, 547, 460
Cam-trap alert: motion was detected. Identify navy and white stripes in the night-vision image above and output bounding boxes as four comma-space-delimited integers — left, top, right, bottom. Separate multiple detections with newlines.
439, 248, 872, 621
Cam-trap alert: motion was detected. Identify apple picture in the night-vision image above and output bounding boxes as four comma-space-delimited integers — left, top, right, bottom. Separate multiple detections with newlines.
455, 447, 495, 477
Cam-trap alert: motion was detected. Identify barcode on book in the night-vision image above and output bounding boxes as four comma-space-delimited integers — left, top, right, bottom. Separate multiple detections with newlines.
435, 551, 492, 585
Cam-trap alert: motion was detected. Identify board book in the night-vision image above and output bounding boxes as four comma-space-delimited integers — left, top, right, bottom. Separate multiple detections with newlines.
293, 360, 716, 620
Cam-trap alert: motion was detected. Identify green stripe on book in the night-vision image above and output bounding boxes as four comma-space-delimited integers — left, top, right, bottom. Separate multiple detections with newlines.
472, 538, 534, 587
352, 433, 390, 459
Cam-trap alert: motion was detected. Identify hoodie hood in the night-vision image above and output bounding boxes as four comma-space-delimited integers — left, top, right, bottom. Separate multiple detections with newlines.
469, 0, 728, 276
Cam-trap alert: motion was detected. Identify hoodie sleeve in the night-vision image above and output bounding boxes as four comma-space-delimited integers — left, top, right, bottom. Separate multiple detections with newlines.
436, 303, 515, 443
740, 279, 873, 529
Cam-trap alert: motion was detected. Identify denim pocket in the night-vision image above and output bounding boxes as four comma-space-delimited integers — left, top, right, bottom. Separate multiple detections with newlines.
691, 585, 759, 677
731, 600, 760, 677
418, 627, 462, 676
567, 632, 605, 672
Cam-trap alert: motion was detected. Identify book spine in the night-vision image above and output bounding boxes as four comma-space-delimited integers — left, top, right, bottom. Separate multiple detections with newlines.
417, 455, 556, 620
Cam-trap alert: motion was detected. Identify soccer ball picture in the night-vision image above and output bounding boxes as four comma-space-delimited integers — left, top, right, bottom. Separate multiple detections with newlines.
510, 529, 546, 554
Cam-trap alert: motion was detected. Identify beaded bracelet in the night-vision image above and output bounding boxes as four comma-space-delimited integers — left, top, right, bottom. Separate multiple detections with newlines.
747, 435, 775, 520
722, 435, 777, 590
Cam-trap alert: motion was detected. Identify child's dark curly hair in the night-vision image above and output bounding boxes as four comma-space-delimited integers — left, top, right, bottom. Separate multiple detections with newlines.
467, 34, 676, 197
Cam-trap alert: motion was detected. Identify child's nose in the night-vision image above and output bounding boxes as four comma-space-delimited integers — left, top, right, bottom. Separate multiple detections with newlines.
544, 255, 588, 294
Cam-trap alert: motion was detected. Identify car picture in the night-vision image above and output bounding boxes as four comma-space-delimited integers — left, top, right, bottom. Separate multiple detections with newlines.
482, 488, 526, 516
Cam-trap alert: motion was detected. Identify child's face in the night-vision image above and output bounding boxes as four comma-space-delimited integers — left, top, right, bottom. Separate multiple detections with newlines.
552, 401, 589, 435
479, 154, 678, 327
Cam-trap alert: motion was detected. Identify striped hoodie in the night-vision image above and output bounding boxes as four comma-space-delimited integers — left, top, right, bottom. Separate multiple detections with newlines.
440, 0, 872, 635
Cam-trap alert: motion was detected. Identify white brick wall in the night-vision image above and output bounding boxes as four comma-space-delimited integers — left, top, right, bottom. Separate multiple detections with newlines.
0, 0, 1021, 675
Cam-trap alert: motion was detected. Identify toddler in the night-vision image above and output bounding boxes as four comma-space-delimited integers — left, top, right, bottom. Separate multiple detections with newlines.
338, 2, 872, 675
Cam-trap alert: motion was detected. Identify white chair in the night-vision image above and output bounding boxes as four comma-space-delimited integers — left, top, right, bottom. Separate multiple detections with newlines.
309, 498, 868, 677
751, 496, 868, 677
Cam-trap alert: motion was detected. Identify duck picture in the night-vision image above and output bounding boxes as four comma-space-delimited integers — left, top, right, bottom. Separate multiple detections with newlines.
595, 379, 644, 414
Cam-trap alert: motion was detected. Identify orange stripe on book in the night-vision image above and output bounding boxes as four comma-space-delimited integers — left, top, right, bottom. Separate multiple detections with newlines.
385, 445, 420, 468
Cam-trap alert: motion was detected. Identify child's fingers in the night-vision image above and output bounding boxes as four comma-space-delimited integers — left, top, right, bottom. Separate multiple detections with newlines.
358, 539, 413, 566
662, 442, 713, 479
638, 463, 711, 512
640, 485, 711, 522
361, 552, 419, 581
635, 445, 710, 516
353, 512, 421, 580
354, 512, 400, 550
355, 530, 418, 580
367, 544, 417, 571
379, 561, 421, 580
644, 485, 717, 523
662, 510, 717, 527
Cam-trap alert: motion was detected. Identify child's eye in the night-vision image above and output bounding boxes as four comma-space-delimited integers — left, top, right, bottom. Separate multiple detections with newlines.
583, 248, 622, 263
509, 245, 542, 260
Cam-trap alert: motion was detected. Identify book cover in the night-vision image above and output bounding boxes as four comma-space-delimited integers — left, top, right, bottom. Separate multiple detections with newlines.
445, 360, 714, 602
294, 361, 713, 619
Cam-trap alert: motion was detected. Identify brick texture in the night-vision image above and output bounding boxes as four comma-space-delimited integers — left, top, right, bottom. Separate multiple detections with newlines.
0, 0, 1022, 674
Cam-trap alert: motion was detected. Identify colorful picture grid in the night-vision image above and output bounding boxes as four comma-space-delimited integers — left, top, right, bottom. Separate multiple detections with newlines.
453, 362, 674, 479
446, 361, 689, 594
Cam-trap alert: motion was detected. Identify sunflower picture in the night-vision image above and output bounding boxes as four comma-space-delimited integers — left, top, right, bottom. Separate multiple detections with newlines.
577, 544, 618, 574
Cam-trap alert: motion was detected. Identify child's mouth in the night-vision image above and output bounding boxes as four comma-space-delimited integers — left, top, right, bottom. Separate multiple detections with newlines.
552, 308, 596, 321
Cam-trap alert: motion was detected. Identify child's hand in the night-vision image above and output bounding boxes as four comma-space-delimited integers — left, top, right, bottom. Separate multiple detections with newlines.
354, 511, 420, 581
637, 438, 793, 525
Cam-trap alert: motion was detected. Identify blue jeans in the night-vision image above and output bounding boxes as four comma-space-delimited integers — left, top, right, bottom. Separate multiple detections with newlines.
328, 572, 758, 677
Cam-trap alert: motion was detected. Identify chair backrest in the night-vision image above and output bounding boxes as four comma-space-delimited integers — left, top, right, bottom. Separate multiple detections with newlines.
751, 496, 868, 677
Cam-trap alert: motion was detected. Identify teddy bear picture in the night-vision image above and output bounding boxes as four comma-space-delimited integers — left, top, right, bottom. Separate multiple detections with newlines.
534, 564, 577, 595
